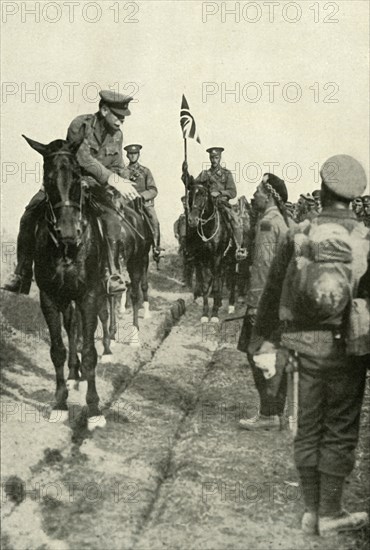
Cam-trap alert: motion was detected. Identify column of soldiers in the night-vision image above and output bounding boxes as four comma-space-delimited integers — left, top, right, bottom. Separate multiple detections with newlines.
175, 149, 370, 538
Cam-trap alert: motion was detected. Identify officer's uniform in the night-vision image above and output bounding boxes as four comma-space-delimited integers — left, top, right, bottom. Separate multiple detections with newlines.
254, 155, 369, 534
184, 148, 244, 254
3, 90, 133, 294
123, 144, 160, 248
238, 205, 289, 417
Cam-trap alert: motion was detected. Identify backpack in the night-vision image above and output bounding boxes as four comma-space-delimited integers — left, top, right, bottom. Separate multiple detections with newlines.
280, 219, 369, 328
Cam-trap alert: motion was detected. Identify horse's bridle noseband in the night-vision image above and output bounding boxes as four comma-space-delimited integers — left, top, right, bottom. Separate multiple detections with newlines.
43, 150, 85, 243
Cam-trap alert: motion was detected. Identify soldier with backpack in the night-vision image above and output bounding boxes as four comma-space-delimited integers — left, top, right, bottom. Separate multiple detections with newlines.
253, 155, 370, 536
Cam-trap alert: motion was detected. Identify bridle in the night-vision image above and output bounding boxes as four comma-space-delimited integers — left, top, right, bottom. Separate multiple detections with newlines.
43, 150, 85, 246
192, 186, 221, 243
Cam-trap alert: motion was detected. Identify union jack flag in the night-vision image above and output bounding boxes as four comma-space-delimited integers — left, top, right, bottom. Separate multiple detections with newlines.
180, 95, 201, 144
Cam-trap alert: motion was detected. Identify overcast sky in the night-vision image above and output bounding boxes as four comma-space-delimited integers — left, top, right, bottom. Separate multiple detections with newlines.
1, 0, 369, 245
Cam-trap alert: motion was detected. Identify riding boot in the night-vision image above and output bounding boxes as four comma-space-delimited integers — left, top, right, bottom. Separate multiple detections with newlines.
145, 205, 164, 261
152, 220, 164, 261
1, 197, 42, 294
104, 238, 129, 295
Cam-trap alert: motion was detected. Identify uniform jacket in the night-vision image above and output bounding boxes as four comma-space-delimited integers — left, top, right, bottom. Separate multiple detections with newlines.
254, 207, 370, 357
246, 206, 289, 309
66, 113, 127, 186
185, 167, 237, 200
126, 162, 158, 203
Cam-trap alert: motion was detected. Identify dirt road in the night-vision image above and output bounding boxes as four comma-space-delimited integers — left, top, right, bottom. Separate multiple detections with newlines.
1, 264, 369, 550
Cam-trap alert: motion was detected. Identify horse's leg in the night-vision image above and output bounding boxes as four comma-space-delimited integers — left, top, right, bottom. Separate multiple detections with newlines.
98, 296, 113, 363
117, 290, 126, 317
75, 307, 83, 354
228, 260, 236, 314
197, 264, 210, 323
40, 291, 69, 423
108, 295, 117, 342
79, 291, 105, 430
62, 303, 81, 390
210, 259, 223, 322
128, 263, 141, 347
141, 252, 150, 319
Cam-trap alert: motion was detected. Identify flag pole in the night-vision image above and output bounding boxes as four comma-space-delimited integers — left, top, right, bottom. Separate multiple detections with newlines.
184, 137, 189, 234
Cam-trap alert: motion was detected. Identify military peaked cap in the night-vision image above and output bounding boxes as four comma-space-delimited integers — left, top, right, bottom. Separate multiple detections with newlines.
320, 155, 367, 200
206, 147, 224, 155
362, 195, 370, 205
124, 144, 142, 153
99, 90, 133, 117
312, 190, 321, 198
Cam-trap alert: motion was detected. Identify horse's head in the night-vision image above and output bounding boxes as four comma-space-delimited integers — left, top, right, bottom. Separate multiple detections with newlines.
23, 134, 84, 247
188, 184, 210, 228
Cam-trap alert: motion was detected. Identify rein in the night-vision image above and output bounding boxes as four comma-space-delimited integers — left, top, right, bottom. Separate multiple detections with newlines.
195, 194, 221, 242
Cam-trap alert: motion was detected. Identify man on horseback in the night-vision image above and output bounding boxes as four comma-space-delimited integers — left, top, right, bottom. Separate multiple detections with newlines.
2, 90, 139, 295
182, 147, 247, 261
124, 144, 163, 260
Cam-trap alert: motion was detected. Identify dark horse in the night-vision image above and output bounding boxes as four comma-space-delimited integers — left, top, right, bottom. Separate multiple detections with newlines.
98, 197, 152, 358
25, 136, 153, 427
187, 183, 236, 322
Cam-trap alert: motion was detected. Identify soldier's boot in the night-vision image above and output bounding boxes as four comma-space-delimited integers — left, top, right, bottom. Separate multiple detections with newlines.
152, 220, 164, 262
104, 239, 128, 295
1, 209, 38, 294
318, 473, 368, 536
298, 467, 320, 535
238, 414, 280, 431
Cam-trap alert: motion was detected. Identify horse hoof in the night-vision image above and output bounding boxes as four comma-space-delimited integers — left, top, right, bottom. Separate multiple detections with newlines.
228, 305, 235, 314
128, 326, 140, 346
201, 316, 209, 324
100, 354, 112, 364
49, 410, 69, 423
87, 415, 107, 431
210, 317, 219, 323
66, 380, 78, 391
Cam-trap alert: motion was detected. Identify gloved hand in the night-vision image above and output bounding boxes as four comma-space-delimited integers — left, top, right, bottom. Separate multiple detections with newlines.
253, 352, 277, 379
211, 190, 221, 198
246, 307, 258, 326
108, 173, 139, 201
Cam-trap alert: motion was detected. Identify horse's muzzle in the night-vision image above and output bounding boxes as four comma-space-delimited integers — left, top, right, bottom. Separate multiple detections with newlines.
188, 214, 199, 228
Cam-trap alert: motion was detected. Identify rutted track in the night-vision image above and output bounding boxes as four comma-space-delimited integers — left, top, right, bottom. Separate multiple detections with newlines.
0, 283, 217, 550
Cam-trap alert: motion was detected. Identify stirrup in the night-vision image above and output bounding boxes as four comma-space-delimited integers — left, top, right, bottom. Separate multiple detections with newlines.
105, 273, 127, 295
236, 247, 247, 261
